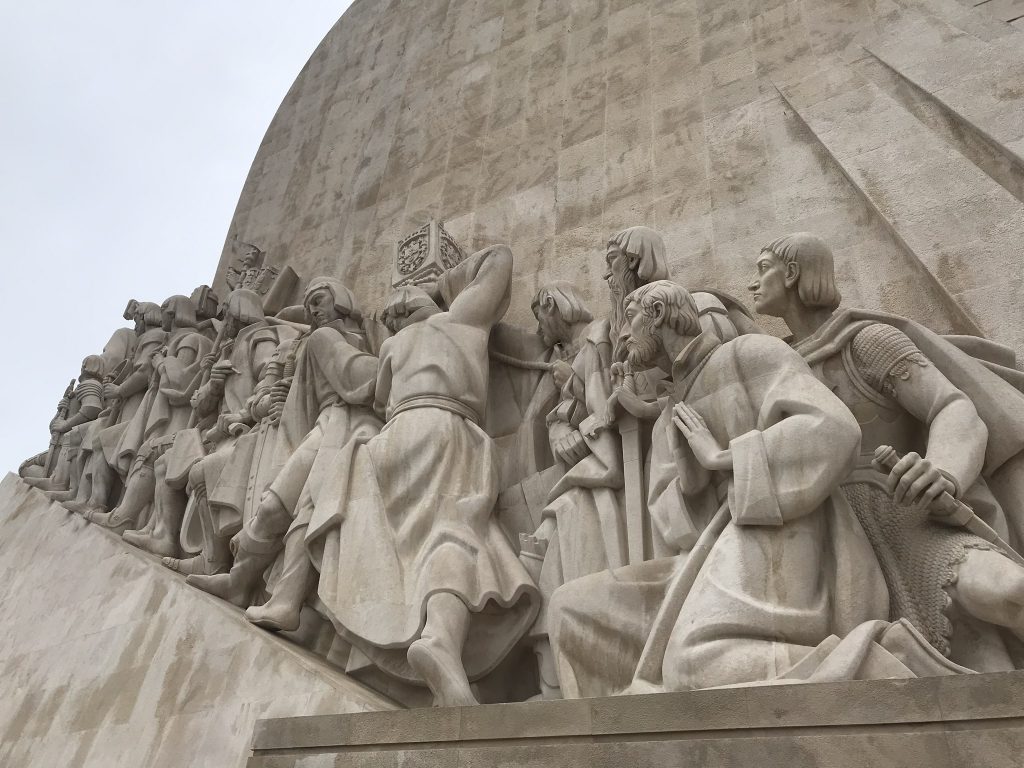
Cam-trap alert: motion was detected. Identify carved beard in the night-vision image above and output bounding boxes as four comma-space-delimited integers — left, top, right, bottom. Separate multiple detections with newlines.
610, 270, 643, 363
625, 316, 660, 370
609, 269, 641, 336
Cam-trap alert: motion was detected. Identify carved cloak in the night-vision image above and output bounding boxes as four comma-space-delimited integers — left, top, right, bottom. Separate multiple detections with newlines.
794, 308, 1024, 553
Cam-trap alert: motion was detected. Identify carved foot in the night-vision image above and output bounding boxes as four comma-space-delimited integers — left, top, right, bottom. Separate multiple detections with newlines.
65, 500, 100, 516
407, 638, 478, 708
122, 530, 176, 558
46, 489, 76, 502
87, 509, 134, 534
161, 555, 229, 577
245, 601, 301, 633
185, 573, 249, 608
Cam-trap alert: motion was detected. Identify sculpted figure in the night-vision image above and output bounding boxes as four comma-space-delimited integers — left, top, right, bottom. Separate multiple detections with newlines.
25, 357, 105, 492
126, 289, 298, 561
605, 227, 669, 360
302, 245, 539, 707
751, 232, 1024, 670
97, 296, 211, 531
20, 380, 76, 483
68, 302, 167, 516
188, 278, 377, 632
50, 301, 141, 504
550, 281, 889, 695
518, 282, 625, 699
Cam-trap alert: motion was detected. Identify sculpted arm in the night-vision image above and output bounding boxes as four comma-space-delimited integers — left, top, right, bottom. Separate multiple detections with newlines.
852, 324, 985, 502
675, 337, 860, 525
438, 244, 513, 329
308, 327, 378, 405
110, 337, 164, 400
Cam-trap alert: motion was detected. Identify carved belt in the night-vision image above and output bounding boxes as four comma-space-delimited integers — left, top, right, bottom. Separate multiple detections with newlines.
389, 395, 481, 425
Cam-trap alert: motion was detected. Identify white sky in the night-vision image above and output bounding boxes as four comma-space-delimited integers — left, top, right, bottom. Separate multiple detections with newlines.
0, 1, 353, 472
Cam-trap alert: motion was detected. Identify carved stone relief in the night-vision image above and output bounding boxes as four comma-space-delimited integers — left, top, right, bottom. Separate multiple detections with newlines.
21, 226, 1024, 709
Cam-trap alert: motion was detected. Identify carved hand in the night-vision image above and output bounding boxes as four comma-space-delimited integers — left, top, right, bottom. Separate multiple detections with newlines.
608, 386, 660, 422
610, 362, 628, 391
103, 382, 122, 402
672, 402, 731, 471
50, 418, 69, 435
209, 360, 234, 385
551, 360, 573, 390
876, 451, 956, 510
555, 429, 591, 466
269, 377, 292, 424
216, 412, 247, 436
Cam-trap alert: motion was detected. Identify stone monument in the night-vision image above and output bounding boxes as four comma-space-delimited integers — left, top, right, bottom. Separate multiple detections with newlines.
5, 0, 1024, 766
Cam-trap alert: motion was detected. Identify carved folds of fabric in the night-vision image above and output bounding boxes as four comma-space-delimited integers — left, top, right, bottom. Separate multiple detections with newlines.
850, 323, 929, 399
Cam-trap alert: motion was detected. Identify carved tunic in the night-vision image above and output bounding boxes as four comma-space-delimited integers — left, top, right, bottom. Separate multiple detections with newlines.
305, 247, 539, 685
808, 322, 998, 656
375, 316, 489, 424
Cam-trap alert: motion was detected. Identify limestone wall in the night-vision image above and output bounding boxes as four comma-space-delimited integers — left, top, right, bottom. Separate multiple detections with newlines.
214, 0, 1024, 351
0, 475, 395, 768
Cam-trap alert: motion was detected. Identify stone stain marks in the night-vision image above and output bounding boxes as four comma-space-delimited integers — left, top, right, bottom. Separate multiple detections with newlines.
209, 0, 1022, 339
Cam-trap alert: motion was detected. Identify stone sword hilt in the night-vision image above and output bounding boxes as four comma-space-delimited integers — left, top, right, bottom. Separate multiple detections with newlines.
872, 445, 965, 520
873, 444, 1024, 567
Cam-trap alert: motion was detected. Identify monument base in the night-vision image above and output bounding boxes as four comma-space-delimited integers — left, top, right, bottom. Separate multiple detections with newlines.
249, 671, 1024, 767
0, 475, 396, 768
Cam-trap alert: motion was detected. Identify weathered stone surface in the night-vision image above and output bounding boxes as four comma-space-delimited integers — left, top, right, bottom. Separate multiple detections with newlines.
0, 474, 395, 768
213, 0, 1024, 352
247, 672, 1024, 767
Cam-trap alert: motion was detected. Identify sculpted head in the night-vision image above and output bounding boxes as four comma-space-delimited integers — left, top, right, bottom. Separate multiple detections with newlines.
223, 289, 265, 338
123, 299, 140, 322
133, 302, 163, 334
531, 282, 594, 348
381, 286, 440, 333
606, 227, 669, 333
623, 280, 701, 370
239, 244, 263, 270
80, 355, 105, 382
160, 295, 198, 333
303, 278, 362, 330
749, 232, 840, 318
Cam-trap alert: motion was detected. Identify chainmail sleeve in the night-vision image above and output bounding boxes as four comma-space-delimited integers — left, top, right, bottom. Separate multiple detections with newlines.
850, 323, 928, 399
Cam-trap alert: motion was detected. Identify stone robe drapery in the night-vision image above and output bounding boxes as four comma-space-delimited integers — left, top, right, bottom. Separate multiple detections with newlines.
794, 308, 1024, 669
794, 308, 1024, 551
114, 328, 210, 474
97, 327, 167, 469
306, 247, 539, 684
552, 333, 890, 695
264, 320, 380, 522
532, 318, 625, 638
178, 320, 300, 549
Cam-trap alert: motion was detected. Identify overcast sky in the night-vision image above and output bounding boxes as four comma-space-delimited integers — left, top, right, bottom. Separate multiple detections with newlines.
0, 1, 353, 472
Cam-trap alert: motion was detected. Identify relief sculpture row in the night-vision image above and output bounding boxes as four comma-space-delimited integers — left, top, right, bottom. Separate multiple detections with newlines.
21, 227, 1024, 707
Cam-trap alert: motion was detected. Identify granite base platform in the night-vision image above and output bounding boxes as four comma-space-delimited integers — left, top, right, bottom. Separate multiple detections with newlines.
248, 671, 1024, 767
